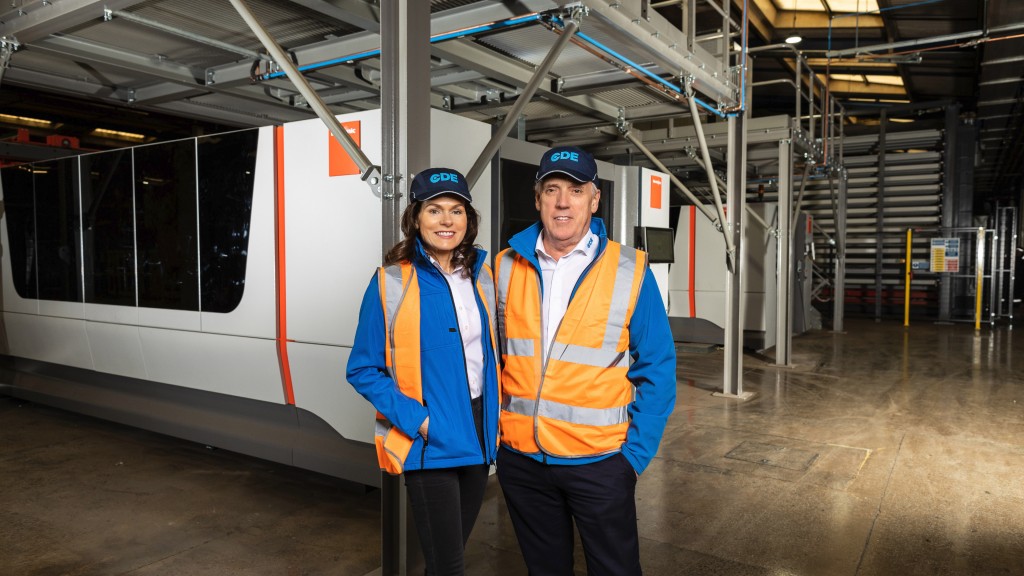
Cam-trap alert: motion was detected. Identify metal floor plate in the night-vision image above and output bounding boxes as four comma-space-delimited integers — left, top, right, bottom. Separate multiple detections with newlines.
725, 440, 820, 471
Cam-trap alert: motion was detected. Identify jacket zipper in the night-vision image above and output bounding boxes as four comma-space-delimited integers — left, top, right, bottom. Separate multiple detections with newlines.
534, 241, 607, 457
438, 262, 488, 465
421, 417, 428, 469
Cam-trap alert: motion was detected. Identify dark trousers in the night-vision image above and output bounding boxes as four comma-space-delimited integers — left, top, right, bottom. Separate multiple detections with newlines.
403, 396, 489, 576
405, 463, 489, 576
496, 447, 641, 576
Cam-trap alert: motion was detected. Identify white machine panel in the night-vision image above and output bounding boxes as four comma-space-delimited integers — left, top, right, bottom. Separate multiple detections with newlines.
138, 327, 284, 404
139, 308, 200, 332
668, 203, 779, 348
288, 342, 375, 443
4, 313, 92, 369
84, 302, 139, 325
86, 321, 147, 380
283, 111, 384, 347
38, 300, 84, 320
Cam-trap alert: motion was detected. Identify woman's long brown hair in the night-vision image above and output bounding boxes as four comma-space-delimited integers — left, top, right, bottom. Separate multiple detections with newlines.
384, 195, 480, 278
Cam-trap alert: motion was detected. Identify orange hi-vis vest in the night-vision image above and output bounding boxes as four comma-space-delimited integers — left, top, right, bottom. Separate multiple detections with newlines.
495, 241, 647, 458
374, 260, 497, 474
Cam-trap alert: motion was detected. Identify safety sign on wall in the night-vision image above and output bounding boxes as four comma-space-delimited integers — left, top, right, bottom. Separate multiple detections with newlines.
930, 238, 960, 273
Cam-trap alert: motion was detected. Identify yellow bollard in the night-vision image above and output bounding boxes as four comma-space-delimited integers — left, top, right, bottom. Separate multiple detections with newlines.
975, 227, 985, 330
904, 228, 912, 327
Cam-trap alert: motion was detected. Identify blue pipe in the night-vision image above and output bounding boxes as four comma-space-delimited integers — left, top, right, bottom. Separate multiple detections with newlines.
261, 13, 544, 80
573, 29, 683, 93
567, 24, 735, 118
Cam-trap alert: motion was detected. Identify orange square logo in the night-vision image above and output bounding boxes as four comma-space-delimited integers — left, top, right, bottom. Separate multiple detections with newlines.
328, 121, 362, 177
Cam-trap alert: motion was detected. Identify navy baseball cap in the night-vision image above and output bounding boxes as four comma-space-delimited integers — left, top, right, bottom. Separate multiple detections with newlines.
536, 145, 598, 183
409, 167, 472, 203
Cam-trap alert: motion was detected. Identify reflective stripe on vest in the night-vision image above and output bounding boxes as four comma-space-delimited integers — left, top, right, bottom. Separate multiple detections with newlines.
375, 262, 420, 475
375, 260, 498, 474
495, 241, 647, 458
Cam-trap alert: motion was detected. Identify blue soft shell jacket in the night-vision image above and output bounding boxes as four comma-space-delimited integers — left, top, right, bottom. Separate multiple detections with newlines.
503, 218, 677, 475
346, 241, 499, 471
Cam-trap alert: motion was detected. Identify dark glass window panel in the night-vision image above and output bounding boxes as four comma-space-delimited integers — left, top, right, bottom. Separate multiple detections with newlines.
81, 149, 137, 306
34, 158, 82, 302
197, 129, 258, 313
1, 165, 37, 299
134, 140, 198, 311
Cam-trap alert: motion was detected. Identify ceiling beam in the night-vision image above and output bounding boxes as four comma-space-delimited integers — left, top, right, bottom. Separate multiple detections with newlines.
433, 38, 623, 123
19, 36, 325, 119
286, 0, 380, 32
0, 0, 145, 44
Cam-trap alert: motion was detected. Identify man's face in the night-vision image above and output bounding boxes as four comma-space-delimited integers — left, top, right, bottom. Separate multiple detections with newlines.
535, 175, 599, 252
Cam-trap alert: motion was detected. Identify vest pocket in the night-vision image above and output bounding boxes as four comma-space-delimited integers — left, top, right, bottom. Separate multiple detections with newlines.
375, 415, 414, 474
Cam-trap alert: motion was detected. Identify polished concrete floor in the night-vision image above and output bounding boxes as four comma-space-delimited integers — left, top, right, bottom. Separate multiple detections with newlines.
3, 317, 1024, 575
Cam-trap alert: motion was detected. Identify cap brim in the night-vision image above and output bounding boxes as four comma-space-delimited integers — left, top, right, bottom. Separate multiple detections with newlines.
413, 190, 473, 203
536, 169, 594, 183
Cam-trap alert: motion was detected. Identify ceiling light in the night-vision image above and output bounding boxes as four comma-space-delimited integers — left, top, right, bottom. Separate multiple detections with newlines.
0, 113, 53, 128
91, 128, 146, 142
784, 10, 802, 44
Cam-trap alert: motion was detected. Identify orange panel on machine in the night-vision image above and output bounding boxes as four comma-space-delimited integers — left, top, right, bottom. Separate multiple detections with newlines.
328, 121, 362, 176
650, 175, 662, 209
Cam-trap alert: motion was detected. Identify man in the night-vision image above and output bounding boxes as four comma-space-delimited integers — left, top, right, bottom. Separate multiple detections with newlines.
495, 145, 676, 575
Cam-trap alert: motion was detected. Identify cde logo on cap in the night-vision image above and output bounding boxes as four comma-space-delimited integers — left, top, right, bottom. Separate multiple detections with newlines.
537, 145, 597, 183
550, 151, 580, 163
410, 167, 472, 203
429, 172, 460, 184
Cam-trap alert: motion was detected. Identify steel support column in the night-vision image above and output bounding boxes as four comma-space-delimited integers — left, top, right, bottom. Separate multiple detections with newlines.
833, 167, 848, 332
718, 113, 748, 398
938, 104, 960, 322
379, 2, 430, 574
874, 110, 887, 321
775, 138, 793, 366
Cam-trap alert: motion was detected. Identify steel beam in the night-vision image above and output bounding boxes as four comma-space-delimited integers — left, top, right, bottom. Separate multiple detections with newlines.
24, 35, 312, 118
833, 167, 847, 332
718, 113, 748, 398
0, 0, 143, 43
108, 9, 264, 61
228, 0, 377, 187
686, 87, 734, 270
378, 1, 431, 573
433, 38, 622, 123
583, 0, 736, 105
874, 110, 886, 321
288, 0, 381, 32
776, 138, 793, 367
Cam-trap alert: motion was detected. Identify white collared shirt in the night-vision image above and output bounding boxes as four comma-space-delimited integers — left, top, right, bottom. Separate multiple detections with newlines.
429, 257, 484, 399
535, 229, 599, 360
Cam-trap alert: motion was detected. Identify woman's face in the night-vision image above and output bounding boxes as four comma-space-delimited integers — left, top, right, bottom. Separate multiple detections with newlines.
417, 195, 468, 261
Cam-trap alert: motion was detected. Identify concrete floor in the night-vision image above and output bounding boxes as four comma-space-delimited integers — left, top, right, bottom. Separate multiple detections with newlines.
3, 317, 1024, 575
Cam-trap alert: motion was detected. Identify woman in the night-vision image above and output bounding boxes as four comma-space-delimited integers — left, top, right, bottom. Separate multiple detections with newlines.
346, 167, 499, 576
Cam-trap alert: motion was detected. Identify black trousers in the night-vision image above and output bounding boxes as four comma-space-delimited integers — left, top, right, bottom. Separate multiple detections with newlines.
403, 396, 489, 576
496, 447, 641, 576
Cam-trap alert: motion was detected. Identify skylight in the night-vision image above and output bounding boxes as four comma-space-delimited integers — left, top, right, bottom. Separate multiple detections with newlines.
773, 0, 880, 13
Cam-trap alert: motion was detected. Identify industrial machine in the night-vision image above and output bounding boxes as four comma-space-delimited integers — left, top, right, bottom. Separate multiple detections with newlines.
667, 203, 815, 351
0, 108, 491, 488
